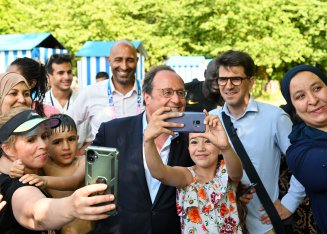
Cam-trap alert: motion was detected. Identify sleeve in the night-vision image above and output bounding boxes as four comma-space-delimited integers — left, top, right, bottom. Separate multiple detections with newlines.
275, 110, 293, 155
286, 141, 327, 193
281, 175, 306, 212
276, 109, 305, 212
92, 122, 106, 147
66, 88, 90, 126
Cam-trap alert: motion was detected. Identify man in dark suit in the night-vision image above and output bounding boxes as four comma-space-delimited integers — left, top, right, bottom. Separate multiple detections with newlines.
91, 65, 194, 234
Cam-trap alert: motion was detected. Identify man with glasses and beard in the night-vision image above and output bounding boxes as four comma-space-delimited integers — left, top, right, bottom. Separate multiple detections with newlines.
209, 50, 305, 234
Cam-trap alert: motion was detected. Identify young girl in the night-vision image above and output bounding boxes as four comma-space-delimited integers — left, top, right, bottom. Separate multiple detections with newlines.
144, 111, 243, 233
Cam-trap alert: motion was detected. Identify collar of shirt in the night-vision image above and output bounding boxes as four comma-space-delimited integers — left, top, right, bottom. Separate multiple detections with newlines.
222, 96, 258, 120
49, 88, 77, 113
109, 77, 138, 97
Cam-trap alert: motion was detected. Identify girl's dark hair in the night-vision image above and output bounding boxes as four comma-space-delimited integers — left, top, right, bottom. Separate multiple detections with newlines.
50, 114, 77, 134
10, 57, 48, 117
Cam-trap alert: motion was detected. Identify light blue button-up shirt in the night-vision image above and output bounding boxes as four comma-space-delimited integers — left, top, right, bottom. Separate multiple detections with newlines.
210, 96, 305, 234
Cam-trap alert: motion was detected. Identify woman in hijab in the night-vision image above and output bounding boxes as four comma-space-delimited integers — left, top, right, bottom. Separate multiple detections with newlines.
281, 65, 327, 233
7, 58, 59, 117
0, 72, 32, 114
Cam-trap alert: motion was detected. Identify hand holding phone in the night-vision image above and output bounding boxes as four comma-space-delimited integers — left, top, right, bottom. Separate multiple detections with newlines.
166, 112, 205, 132
85, 146, 119, 216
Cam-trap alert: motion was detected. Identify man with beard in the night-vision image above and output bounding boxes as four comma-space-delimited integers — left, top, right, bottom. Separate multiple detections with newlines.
67, 39, 143, 139
90, 65, 194, 234
185, 58, 224, 112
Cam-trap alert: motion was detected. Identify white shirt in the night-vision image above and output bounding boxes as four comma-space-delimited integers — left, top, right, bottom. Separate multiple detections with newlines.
67, 78, 143, 140
44, 89, 78, 113
142, 113, 176, 203
44, 89, 92, 147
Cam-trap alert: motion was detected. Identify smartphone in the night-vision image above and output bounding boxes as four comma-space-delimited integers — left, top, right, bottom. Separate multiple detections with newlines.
166, 112, 205, 132
237, 182, 257, 197
85, 146, 119, 216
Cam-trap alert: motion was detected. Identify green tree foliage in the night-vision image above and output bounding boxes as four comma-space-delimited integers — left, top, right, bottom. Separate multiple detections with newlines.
0, 0, 326, 79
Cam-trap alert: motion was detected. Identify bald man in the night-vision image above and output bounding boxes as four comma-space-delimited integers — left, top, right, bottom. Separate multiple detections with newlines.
185, 58, 224, 112
67, 39, 143, 139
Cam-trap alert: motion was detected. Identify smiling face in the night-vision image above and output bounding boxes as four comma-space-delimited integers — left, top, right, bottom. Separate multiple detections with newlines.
188, 133, 219, 169
48, 62, 73, 92
204, 60, 220, 95
1, 82, 32, 113
108, 43, 138, 87
3, 125, 49, 171
144, 70, 186, 117
218, 66, 254, 115
290, 71, 327, 131
48, 129, 78, 166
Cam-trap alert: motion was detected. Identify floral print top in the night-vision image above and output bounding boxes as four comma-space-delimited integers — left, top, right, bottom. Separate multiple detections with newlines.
176, 160, 242, 234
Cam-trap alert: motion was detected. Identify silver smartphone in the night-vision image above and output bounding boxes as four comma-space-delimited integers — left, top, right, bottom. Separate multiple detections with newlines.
85, 146, 119, 216
166, 112, 205, 132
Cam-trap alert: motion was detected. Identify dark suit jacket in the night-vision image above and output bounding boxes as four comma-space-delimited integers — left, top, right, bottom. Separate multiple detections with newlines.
91, 113, 193, 234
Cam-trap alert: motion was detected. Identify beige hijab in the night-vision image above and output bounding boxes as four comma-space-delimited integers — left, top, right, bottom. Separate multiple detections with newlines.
0, 72, 30, 113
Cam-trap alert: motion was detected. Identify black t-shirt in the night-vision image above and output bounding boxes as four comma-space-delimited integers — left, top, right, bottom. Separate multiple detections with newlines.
0, 174, 46, 234
185, 79, 223, 112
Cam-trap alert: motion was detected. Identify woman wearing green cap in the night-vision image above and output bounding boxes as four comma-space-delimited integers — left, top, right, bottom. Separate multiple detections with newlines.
281, 65, 327, 233
0, 107, 116, 233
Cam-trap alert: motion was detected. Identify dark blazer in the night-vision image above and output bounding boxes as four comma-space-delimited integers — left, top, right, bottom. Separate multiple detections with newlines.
91, 113, 193, 234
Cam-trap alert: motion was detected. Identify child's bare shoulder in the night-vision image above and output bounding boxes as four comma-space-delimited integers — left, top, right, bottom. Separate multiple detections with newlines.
44, 157, 84, 176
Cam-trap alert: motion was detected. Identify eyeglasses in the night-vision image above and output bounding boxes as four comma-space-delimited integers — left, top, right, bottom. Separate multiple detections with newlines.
158, 88, 187, 99
217, 77, 249, 86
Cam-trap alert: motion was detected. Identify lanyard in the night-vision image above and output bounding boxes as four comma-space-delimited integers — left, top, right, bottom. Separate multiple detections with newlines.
107, 79, 142, 119
49, 89, 72, 111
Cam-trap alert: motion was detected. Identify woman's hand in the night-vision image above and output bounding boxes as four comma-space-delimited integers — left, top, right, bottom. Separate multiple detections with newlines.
69, 183, 116, 220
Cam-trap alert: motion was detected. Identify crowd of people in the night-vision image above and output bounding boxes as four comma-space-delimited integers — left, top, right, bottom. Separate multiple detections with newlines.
0, 39, 326, 234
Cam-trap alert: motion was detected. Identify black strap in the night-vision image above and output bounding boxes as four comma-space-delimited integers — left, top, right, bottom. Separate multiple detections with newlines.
222, 112, 286, 234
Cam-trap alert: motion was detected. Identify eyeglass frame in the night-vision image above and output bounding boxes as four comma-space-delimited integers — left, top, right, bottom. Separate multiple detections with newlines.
156, 88, 187, 99
214, 76, 250, 86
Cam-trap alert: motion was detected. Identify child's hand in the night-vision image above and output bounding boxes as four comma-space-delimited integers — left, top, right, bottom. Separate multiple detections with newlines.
9, 160, 25, 178
19, 174, 47, 188
202, 115, 230, 151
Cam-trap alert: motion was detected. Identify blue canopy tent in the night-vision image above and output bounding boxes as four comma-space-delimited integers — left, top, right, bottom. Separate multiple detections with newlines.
75, 41, 147, 88
0, 32, 69, 73
165, 56, 208, 83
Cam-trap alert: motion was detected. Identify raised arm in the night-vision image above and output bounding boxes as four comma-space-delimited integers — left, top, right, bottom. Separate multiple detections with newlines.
12, 183, 114, 230
143, 107, 192, 188
200, 116, 243, 183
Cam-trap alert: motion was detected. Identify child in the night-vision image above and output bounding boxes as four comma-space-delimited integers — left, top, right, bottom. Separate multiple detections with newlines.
11, 114, 92, 234
144, 113, 243, 233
